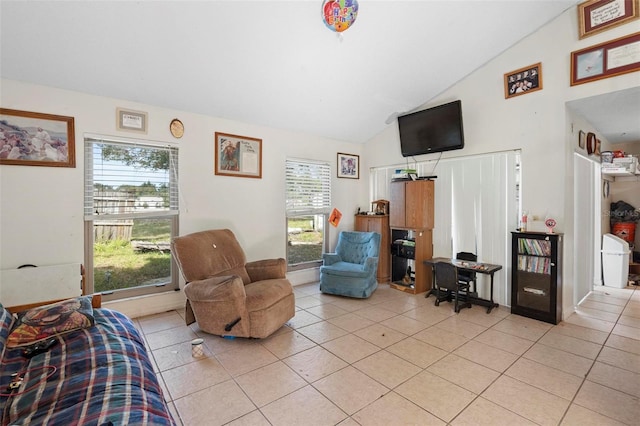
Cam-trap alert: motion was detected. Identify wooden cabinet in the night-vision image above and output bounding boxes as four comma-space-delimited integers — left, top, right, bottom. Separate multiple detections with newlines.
511, 231, 563, 324
355, 214, 390, 283
389, 179, 435, 294
390, 180, 435, 229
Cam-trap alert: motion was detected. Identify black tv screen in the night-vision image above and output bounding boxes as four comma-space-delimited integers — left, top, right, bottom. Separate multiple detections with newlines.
398, 100, 464, 157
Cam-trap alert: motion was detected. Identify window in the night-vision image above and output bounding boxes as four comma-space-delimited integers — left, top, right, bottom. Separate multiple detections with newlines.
285, 159, 331, 270
84, 135, 179, 301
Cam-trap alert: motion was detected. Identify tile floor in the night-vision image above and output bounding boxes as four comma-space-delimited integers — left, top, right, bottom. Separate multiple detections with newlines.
134, 283, 640, 426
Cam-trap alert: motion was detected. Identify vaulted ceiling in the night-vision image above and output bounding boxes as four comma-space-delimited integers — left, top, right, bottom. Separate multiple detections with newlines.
1, 1, 589, 144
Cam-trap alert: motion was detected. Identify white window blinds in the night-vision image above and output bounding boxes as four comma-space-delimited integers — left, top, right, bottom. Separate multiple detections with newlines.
285, 159, 331, 215
84, 137, 179, 218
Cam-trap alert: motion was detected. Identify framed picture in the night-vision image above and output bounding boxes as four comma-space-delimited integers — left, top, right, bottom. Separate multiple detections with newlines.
504, 62, 543, 99
214, 132, 262, 178
578, 0, 639, 39
579, 130, 586, 149
116, 108, 148, 134
337, 152, 359, 179
571, 31, 640, 85
0, 108, 75, 168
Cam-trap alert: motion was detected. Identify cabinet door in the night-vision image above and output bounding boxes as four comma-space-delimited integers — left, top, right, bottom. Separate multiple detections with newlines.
389, 181, 406, 228
405, 180, 434, 229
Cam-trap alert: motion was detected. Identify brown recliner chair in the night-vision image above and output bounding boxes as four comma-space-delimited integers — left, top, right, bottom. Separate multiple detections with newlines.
171, 229, 295, 338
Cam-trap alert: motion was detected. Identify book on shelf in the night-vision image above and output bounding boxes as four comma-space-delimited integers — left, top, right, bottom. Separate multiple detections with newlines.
518, 238, 551, 256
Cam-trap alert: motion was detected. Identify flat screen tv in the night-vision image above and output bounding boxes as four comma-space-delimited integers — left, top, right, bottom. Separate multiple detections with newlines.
398, 100, 464, 157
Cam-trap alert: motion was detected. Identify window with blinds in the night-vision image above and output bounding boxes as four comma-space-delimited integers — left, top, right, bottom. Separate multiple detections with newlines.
285, 159, 331, 269
84, 136, 179, 300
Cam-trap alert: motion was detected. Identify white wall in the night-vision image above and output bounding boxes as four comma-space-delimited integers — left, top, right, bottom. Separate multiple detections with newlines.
0, 80, 369, 317
364, 7, 640, 318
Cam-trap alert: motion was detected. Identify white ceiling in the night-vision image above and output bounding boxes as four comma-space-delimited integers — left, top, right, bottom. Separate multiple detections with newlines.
5, 0, 624, 145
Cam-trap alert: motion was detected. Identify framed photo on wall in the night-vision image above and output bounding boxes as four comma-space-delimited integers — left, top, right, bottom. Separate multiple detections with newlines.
571, 31, 640, 85
337, 152, 359, 179
0, 108, 76, 168
504, 62, 543, 99
578, 0, 639, 39
116, 108, 148, 134
214, 132, 262, 178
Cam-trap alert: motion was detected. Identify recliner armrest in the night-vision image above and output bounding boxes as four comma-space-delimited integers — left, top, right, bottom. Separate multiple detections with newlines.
183, 275, 246, 325
322, 253, 342, 266
245, 258, 286, 282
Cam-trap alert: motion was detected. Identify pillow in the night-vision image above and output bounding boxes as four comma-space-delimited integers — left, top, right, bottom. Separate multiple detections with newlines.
6, 296, 94, 348
0, 303, 15, 359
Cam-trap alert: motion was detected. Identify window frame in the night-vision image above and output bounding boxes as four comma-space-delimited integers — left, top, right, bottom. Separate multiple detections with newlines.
83, 134, 179, 301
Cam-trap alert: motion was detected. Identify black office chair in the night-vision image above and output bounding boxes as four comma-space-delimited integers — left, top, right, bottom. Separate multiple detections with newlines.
434, 261, 472, 313
456, 251, 477, 294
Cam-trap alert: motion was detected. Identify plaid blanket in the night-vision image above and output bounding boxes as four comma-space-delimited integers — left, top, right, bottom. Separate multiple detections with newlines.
0, 308, 176, 425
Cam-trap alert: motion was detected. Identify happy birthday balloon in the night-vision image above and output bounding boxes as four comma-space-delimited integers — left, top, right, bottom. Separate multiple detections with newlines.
322, 0, 359, 33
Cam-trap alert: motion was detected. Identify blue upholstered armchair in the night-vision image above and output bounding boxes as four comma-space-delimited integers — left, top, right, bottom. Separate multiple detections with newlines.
319, 231, 381, 298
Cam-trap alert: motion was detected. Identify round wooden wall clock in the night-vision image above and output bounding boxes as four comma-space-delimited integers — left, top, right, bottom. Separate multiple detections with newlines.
170, 118, 184, 138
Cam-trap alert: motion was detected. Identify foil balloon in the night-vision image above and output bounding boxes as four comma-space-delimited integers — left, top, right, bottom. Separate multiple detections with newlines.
322, 0, 359, 33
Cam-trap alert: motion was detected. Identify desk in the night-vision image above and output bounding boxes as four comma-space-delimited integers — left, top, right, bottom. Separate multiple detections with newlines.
424, 258, 503, 313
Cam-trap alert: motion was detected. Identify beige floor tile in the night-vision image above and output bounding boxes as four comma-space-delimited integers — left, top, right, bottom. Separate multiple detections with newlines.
454, 340, 519, 373
195, 331, 260, 355
579, 299, 625, 314
452, 397, 537, 426
504, 313, 554, 330
260, 385, 347, 426
585, 292, 629, 306
612, 323, 640, 340
395, 370, 476, 423
563, 313, 616, 333
354, 323, 407, 348
352, 350, 422, 389
560, 404, 627, 426
296, 295, 325, 309
138, 311, 187, 334
146, 326, 199, 350
353, 305, 399, 322
505, 358, 583, 400
260, 329, 317, 359
574, 380, 640, 425
314, 366, 389, 415
617, 315, 640, 329
596, 346, 640, 374
587, 361, 640, 398
575, 305, 621, 323
226, 410, 272, 426
402, 306, 453, 326
285, 310, 324, 329
352, 391, 445, 426
623, 305, 640, 319
166, 401, 182, 425
173, 380, 255, 426
294, 283, 321, 295
161, 357, 230, 400
434, 315, 488, 339
523, 343, 594, 377
538, 331, 602, 359
283, 345, 348, 383
455, 305, 509, 328
152, 340, 214, 372
321, 333, 380, 363
215, 344, 278, 377
381, 314, 429, 335
306, 303, 349, 320
381, 297, 423, 314
296, 321, 349, 344
549, 322, 609, 345
490, 317, 549, 341
327, 312, 375, 332
386, 337, 448, 368
605, 333, 640, 355
482, 375, 570, 426
326, 296, 372, 312
235, 361, 306, 407
473, 328, 534, 355
428, 354, 499, 394
413, 325, 469, 352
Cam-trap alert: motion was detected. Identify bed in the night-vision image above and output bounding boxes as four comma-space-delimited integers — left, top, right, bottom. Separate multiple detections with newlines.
0, 297, 176, 425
